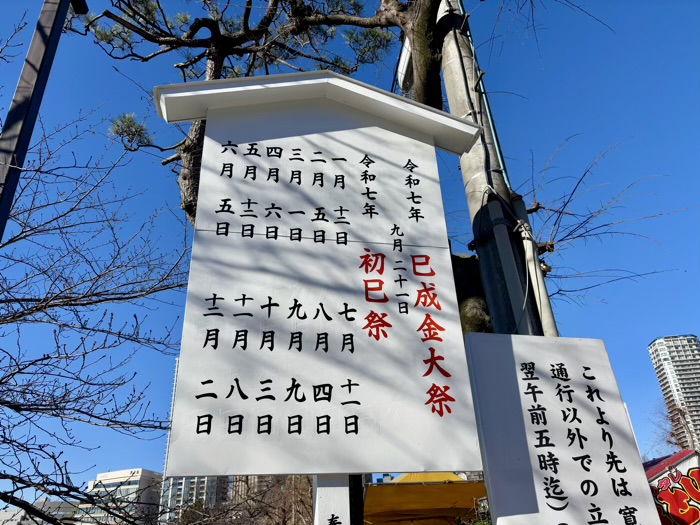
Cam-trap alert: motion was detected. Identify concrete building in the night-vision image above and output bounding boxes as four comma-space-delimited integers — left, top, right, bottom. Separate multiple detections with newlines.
74, 469, 162, 525
0, 509, 30, 525
159, 361, 232, 523
158, 476, 230, 523
0, 499, 79, 525
34, 500, 79, 523
649, 334, 700, 450
0, 472, 160, 525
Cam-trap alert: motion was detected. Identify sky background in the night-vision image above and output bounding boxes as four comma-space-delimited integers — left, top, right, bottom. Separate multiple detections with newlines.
1, 0, 699, 489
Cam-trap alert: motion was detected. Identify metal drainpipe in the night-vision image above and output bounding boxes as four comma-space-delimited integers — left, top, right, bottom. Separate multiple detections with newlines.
511, 195, 559, 337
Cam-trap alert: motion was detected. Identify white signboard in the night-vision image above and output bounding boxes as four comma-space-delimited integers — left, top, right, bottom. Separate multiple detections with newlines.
165, 99, 481, 476
466, 333, 660, 525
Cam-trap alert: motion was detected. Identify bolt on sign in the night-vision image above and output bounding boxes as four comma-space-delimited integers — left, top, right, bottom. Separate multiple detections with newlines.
154, 72, 483, 476
466, 334, 661, 525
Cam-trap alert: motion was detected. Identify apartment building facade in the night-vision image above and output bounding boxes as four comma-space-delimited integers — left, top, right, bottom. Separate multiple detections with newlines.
158, 476, 230, 523
649, 334, 700, 450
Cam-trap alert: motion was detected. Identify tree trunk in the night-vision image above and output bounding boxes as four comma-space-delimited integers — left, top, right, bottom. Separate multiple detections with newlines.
404, 0, 444, 109
178, 48, 226, 225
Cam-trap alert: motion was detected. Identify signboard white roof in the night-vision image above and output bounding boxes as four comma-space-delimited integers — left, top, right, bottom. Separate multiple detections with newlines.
153, 71, 480, 155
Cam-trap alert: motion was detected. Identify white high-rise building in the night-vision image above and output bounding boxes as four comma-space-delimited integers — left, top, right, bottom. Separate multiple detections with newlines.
159, 476, 230, 523
159, 361, 232, 523
648, 334, 700, 450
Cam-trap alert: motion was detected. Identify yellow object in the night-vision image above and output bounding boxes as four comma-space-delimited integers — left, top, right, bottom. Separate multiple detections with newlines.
392, 472, 464, 483
364, 472, 487, 525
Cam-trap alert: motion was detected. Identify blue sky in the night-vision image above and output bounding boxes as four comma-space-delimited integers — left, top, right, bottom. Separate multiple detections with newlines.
2, 0, 699, 489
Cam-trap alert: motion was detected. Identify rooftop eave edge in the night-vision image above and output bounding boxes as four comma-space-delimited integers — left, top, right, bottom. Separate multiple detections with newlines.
154, 72, 481, 155
323, 77, 481, 154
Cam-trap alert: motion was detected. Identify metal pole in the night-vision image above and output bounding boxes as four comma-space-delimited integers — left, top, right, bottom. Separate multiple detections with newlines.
0, 0, 88, 242
438, 0, 557, 336
348, 474, 364, 525
437, 0, 539, 335
511, 195, 559, 336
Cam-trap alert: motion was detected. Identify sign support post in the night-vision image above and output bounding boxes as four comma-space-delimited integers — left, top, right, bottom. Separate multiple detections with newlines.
314, 475, 351, 525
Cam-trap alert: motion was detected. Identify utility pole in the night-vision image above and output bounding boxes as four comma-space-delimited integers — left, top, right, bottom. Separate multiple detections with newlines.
0, 0, 89, 242
436, 0, 559, 337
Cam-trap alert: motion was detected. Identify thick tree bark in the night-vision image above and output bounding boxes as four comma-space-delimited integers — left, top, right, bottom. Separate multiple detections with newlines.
404, 0, 444, 109
178, 48, 226, 225
179, 119, 205, 224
